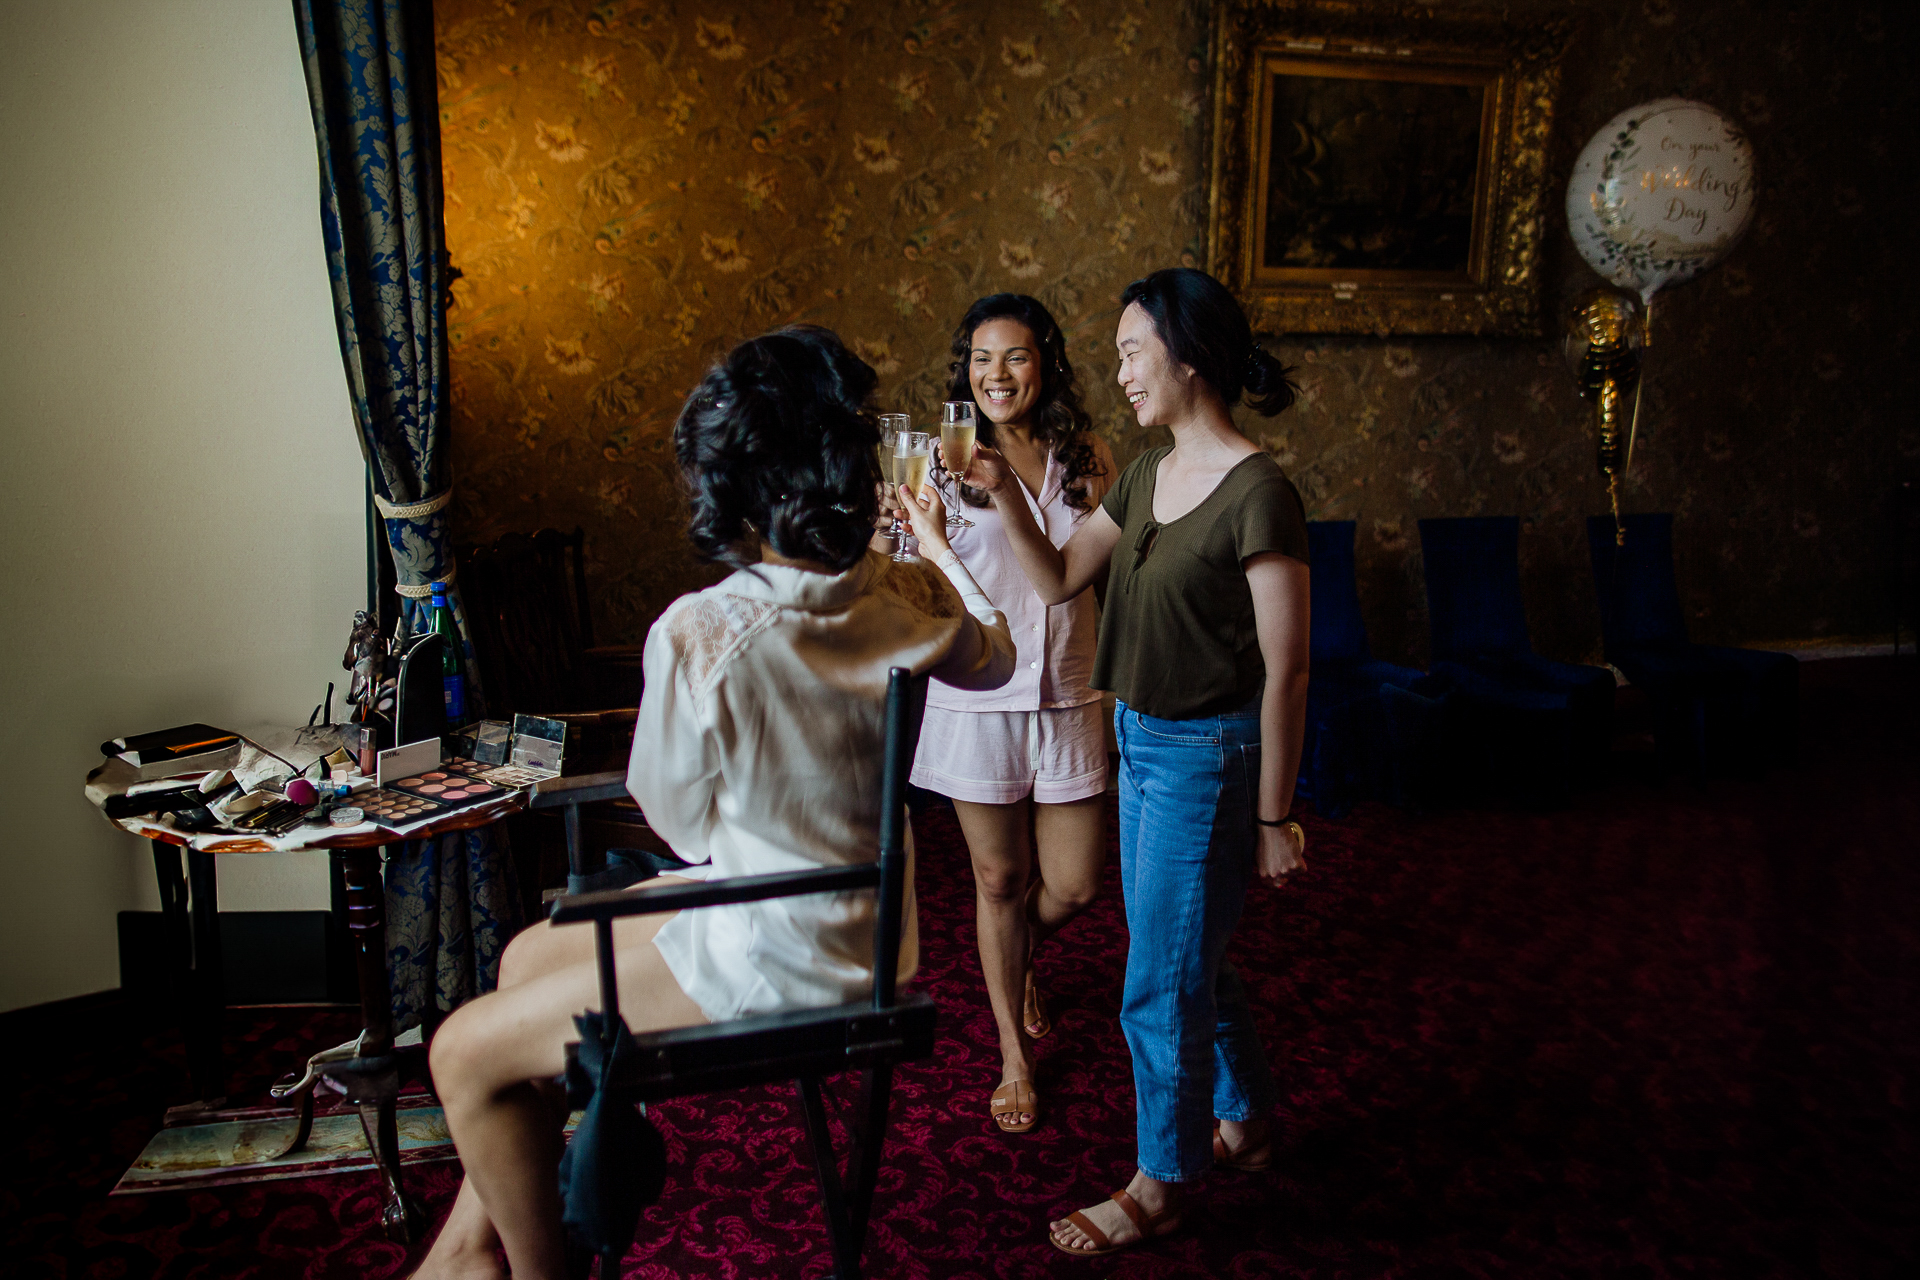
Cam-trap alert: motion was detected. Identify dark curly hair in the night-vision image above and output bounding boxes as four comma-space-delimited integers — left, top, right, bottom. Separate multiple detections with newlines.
944, 293, 1106, 512
1118, 267, 1300, 416
673, 325, 882, 574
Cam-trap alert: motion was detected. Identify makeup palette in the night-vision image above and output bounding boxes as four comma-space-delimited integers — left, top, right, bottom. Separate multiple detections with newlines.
355, 790, 445, 826
383, 769, 507, 811
473, 763, 554, 788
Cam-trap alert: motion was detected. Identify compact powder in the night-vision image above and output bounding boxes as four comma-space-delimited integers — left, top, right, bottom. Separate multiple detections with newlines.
418, 783, 447, 794
422, 772, 448, 781
394, 777, 423, 787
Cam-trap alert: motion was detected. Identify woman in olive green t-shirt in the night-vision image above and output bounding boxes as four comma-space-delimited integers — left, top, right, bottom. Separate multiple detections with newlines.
946, 267, 1310, 1258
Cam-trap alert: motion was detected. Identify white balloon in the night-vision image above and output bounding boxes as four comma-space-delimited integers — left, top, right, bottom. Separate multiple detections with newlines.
1566, 98, 1757, 306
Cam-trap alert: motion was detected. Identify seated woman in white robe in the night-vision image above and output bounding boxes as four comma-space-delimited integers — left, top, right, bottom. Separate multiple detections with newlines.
415, 325, 1013, 1280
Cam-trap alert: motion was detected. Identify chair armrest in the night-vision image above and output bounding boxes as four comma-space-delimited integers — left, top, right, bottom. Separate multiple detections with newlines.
530, 770, 630, 808
549, 863, 881, 925
586, 990, 939, 1102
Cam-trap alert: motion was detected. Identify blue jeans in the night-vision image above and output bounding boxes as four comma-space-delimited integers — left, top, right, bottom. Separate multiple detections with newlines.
1115, 698, 1279, 1182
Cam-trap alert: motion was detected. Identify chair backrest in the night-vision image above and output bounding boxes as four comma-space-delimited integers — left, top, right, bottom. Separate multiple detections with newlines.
1587, 513, 1689, 651
458, 528, 596, 716
872, 667, 927, 1008
1306, 520, 1372, 663
1418, 517, 1534, 661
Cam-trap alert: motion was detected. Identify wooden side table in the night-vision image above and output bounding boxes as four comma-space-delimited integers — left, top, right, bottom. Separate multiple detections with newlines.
90, 768, 531, 1241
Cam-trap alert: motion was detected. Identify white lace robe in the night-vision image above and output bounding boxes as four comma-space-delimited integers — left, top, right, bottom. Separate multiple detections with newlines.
627, 549, 1013, 1020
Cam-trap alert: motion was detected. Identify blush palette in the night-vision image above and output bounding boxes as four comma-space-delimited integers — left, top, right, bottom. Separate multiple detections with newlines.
383, 769, 508, 811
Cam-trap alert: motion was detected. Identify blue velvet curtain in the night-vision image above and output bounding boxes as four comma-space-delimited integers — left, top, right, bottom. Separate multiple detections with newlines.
294, 0, 519, 1029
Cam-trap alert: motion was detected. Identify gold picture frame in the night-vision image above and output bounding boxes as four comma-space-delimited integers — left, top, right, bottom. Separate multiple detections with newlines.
1205, 1, 1570, 337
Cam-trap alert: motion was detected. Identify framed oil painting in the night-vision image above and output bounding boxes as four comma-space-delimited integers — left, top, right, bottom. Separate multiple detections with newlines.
1205, 1, 1570, 336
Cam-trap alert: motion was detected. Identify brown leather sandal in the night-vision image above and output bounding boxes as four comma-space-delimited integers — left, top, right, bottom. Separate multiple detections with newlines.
1049, 1189, 1181, 1257
1212, 1119, 1273, 1172
989, 1079, 1040, 1134
1022, 967, 1052, 1040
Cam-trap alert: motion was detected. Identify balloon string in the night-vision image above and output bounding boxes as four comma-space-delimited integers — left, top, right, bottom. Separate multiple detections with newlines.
1624, 375, 1644, 483
1608, 471, 1625, 547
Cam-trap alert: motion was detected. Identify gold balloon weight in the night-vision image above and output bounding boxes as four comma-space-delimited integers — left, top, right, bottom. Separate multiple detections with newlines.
1565, 289, 1646, 546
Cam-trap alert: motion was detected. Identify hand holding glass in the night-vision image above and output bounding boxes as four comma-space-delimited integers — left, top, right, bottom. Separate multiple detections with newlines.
890, 429, 930, 563
897, 473, 952, 559
878, 415, 910, 554
936, 402, 977, 529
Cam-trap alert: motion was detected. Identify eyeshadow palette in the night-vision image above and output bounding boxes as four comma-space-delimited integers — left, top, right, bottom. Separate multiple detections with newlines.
473, 763, 554, 788
356, 789, 447, 826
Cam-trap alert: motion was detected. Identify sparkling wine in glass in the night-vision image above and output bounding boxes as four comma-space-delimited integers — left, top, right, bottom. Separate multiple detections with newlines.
938, 401, 977, 529
878, 414, 909, 554
890, 430, 930, 563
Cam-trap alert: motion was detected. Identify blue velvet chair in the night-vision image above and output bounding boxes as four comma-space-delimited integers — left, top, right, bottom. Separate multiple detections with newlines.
1418, 517, 1615, 803
1301, 521, 1455, 816
1588, 513, 1797, 774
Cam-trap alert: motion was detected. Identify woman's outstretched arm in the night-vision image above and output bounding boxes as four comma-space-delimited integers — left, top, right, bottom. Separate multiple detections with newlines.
957, 444, 1122, 605
900, 484, 1016, 692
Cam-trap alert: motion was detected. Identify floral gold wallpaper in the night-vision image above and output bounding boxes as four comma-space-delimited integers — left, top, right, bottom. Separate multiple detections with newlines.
436, 0, 1914, 664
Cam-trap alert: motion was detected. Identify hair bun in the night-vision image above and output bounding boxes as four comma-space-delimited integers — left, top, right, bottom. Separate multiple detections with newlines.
767, 491, 868, 569
1244, 344, 1299, 416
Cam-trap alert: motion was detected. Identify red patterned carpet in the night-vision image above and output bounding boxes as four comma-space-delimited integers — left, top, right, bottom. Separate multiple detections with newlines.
6, 659, 1915, 1278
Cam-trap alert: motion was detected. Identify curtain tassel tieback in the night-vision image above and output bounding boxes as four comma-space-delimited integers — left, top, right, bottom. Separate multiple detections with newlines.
373, 487, 457, 598
394, 565, 455, 599
372, 487, 453, 520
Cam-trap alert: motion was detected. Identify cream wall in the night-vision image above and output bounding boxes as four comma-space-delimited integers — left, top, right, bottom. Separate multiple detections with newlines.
0, 1, 365, 1011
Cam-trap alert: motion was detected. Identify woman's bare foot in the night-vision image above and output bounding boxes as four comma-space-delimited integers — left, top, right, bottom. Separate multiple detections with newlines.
409, 1243, 507, 1280
1021, 966, 1051, 1038
1049, 1170, 1181, 1253
410, 1177, 509, 1280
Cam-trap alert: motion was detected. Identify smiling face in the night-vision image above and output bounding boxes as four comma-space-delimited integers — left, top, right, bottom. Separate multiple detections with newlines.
1115, 301, 1190, 427
968, 318, 1044, 428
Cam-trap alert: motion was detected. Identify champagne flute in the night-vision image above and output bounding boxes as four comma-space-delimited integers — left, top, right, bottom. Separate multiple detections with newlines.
937, 401, 977, 529
891, 430, 930, 564
878, 413, 909, 553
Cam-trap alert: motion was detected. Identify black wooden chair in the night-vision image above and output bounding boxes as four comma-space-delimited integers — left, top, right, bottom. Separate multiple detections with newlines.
457, 526, 655, 908
458, 526, 646, 716
1587, 513, 1797, 775
530, 668, 936, 1279
1419, 517, 1616, 805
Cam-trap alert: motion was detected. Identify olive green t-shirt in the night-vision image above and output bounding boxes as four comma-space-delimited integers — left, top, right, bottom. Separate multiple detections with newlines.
1091, 446, 1309, 721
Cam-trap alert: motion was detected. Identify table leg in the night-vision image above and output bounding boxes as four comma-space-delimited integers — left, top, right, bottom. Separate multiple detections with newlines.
151, 839, 226, 1108
185, 845, 226, 1104
340, 846, 394, 1058
331, 844, 419, 1242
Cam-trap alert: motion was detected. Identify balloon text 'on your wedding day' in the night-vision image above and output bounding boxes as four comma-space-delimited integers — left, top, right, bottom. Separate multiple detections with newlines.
1566, 98, 1757, 307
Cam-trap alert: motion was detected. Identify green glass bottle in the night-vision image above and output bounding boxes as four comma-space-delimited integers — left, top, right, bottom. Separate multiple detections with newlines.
430, 583, 467, 729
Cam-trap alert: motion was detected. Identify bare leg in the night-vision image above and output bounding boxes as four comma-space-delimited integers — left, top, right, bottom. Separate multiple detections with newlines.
952, 793, 1104, 1128
952, 797, 1038, 1126
1049, 1168, 1182, 1252
414, 878, 706, 1280
1027, 794, 1104, 950
413, 1176, 505, 1279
